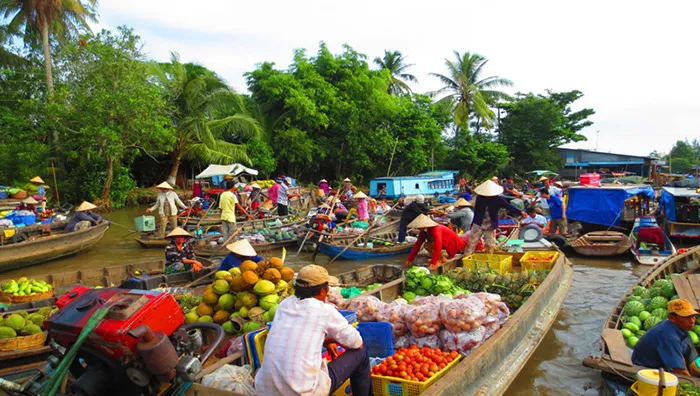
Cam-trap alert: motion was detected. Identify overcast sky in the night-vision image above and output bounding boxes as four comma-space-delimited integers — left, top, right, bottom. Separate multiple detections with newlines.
95, 0, 700, 157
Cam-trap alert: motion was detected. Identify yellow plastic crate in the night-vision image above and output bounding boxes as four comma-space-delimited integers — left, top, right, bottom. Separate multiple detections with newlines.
371, 355, 461, 396
520, 251, 559, 271
462, 254, 513, 273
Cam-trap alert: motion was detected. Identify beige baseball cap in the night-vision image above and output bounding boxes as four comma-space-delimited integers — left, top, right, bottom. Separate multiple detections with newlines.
296, 265, 338, 287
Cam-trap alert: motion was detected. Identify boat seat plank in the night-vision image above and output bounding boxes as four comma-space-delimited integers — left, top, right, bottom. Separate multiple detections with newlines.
672, 276, 700, 310
686, 275, 700, 309
602, 329, 633, 366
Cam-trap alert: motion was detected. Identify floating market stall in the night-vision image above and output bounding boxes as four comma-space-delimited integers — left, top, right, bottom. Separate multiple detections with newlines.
583, 246, 700, 387
566, 184, 655, 232
660, 186, 700, 239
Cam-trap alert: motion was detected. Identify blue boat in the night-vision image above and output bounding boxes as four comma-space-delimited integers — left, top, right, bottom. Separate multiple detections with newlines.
317, 230, 414, 261
369, 170, 458, 199
566, 185, 655, 230
659, 186, 700, 239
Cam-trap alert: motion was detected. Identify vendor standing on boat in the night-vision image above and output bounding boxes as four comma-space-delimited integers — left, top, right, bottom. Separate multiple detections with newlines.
248, 183, 263, 211
146, 182, 187, 238
220, 181, 253, 239
465, 180, 526, 255
538, 188, 567, 235
16, 197, 39, 214
632, 299, 700, 377
404, 214, 467, 269
447, 198, 474, 232
535, 176, 562, 217
164, 227, 203, 274
355, 192, 370, 221
319, 179, 330, 196
219, 239, 264, 271
277, 177, 299, 216
66, 201, 105, 232
255, 264, 370, 396
398, 194, 430, 242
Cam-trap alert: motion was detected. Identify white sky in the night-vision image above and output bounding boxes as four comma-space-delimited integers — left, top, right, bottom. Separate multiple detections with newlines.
96, 0, 700, 157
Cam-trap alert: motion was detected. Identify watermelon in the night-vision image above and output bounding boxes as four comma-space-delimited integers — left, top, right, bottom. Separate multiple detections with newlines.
660, 283, 675, 299
693, 325, 700, 336
691, 331, 700, 346
628, 316, 642, 329
651, 308, 668, 320
628, 336, 639, 348
636, 330, 646, 338
628, 295, 642, 302
624, 300, 645, 317
648, 287, 663, 298
633, 286, 647, 296
638, 311, 651, 322
648, 296, 668, 311
623, 322, 640, 333
621, 329, 633, 339
644, 316, 662, 330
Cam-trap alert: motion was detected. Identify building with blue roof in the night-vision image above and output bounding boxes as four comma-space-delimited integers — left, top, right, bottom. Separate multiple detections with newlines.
557, 148, 657, 178
369, 170, 458, 198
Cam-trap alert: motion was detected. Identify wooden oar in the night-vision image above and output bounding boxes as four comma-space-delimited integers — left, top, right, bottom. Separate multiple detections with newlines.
326, 201, 401, 265
213, 226, 244, 252
194, 200, 217, 231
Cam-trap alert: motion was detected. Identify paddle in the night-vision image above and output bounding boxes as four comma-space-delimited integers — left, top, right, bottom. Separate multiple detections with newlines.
326, 201, 401, 265
213, 226, 244, 252
194, 200, 218, 232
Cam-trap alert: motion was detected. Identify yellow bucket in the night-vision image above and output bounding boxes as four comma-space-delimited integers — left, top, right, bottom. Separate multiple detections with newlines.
631, 369, 678, 396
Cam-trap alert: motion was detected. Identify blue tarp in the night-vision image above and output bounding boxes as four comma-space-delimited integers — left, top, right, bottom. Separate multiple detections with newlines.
566, 186, 655, 226
661, 189, 677, 222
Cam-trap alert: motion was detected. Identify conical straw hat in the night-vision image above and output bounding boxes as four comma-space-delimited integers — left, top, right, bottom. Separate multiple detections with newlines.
166, 227, 193, 238
539, 176, 549, 181
250, 183, 261, 189
455, 198, 472, 207
354, 191, 367, 199
22, 197, 39, 205
156, 181, 174, 190
75, 201, 98, 212
30, 176, 45, 184
320, 179, 328, 183
408, 214, 439, 229
344, 178, 351, 182
474, 180, 503, 197
226, 239, 257, 257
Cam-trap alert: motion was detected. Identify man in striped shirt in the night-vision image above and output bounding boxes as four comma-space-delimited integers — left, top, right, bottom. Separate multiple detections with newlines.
255, 265, 371, 395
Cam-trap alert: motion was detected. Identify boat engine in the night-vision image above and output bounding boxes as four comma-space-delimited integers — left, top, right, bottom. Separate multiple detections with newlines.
38, 286, 223, 396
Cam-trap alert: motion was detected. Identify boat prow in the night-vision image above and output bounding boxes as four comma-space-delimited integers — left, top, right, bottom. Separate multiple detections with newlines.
629, 216, 677, 265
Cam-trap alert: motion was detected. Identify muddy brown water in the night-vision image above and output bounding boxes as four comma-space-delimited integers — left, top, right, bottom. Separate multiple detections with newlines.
2, 207, 691, 395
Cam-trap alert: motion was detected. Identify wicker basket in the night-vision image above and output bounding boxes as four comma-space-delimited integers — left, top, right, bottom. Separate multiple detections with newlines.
0, 289, 54, 304
0, 331, 47, 352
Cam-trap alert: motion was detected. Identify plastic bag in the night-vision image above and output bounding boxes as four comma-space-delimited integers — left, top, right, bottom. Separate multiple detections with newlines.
394, 334, 412, 349
403, 302, 441, 337
201, 364, 256, 395
471, 293, 505, 325
439, 294, 486, 333
412, 295, 450, 306
345, 295, 386, 322
439, 327, 486, 353
326, 288, 347, 309
376, 301, 408, 336
410, 334, 441, 349
340, 287, 362, 299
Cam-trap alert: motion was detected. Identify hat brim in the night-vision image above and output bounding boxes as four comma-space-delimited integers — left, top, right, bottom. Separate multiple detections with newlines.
676, 308, 700, 317
75, 201, 98, 212
474, 180, 504, 197
156, 182, 174, 190
166, 227, 193, 238
226, 239, 257, 256
408, 215, 439, 229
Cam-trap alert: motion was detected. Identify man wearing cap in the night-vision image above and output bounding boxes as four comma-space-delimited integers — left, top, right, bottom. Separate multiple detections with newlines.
465, 180, 527, 255
164, 227, 203, 273
398, 194, 431, 243
632, 299, 700, 377
447, 198, 474, 232
146, 181, 188, 238
405, 214, 466, 269
539, 188, 567, 235
219, 239, 265, 271
66, 201, 104, 232
256, 264, 370, 396
220, 181, 253, 239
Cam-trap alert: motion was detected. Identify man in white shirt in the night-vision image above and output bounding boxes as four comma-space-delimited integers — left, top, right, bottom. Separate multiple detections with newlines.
255, 265, 370, 396
521, 207, 548, 228
146, 181, 188, 238
536, 177, 562, 217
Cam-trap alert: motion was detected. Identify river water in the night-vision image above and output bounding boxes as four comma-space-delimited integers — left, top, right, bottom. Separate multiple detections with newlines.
1, 207, 684, 394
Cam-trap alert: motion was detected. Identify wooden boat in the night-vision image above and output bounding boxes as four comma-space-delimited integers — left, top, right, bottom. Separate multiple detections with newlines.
629, 216, 677, 265
177, 212, 223, 226
583, 246, 700, 386
0, 222, 109, 272
317, 229, 413, 261
136, 225, 224, 249
0, 219, 68, 245
570, 231, 632, 256
195, 239, 300, 257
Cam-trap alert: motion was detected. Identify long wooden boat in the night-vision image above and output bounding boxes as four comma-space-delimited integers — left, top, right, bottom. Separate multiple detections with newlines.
583, 246, 700, 386
629, 216, 677, 265
0, 219, 68, 245
195, 239, 300, 257
317, 229, 413, 261
0, 222, 109, 272
570, 231, 632, 257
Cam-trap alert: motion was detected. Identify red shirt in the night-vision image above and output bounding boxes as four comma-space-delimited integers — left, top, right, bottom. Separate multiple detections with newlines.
407, 224, 467, 266
268, 183, 280, 204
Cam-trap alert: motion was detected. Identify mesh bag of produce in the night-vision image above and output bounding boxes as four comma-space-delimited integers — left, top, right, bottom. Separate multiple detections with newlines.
326, 288, 347, 309
439, 294, 486, 333
439, 327, 486, 354
345, 295, 387, 322
403, 301, 442, 337
412, 295, 451, 306
394, 334, 411, 349
409, 334, 442, 349
471, 293, 505, 325
376, 300, 409, 336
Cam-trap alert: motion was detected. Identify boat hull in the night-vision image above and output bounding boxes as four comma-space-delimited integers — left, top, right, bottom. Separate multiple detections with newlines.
317, 241, 413, 261
0, 223, 109, 272
195, 239, 299, 257
629, 217, 676, 265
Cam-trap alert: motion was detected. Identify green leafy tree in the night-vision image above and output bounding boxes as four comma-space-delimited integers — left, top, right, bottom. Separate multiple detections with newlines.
1, 0, 97, 98
374, 50, 417, 96
430, 51, 512, 131
445, 132, 510, 180
498, 90, 593, 174
668, 140, 697, 174
245, 138, 276, 178
153, 53, 261, 186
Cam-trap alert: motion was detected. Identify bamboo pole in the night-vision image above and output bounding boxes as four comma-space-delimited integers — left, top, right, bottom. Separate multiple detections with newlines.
51, 162, 60, 206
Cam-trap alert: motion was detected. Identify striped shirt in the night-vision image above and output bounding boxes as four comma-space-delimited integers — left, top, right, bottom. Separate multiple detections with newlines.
277, 183, 289, 206
255, 297, 363, 395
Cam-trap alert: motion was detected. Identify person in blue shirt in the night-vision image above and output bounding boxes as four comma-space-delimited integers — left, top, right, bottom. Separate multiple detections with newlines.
632, 299, 700, 377
66, 201, 106, 232
539, 188, 567, 235
219, 239, 264, 271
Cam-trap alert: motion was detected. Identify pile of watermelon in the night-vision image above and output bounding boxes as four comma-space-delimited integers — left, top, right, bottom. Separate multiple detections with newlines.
620, 277, 691, 348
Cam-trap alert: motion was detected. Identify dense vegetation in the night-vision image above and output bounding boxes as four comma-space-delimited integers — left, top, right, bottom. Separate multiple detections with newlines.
0, 1, 607, 208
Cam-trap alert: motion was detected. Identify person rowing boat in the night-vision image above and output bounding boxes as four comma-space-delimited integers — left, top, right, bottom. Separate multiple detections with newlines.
164, 227, 203, 274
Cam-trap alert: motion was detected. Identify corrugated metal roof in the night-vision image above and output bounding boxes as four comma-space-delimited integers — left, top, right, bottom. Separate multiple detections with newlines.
662, 187, 700, 197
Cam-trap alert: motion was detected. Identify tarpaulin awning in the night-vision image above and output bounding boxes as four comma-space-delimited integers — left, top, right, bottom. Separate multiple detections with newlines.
195, 164, 258, 179
661, 187, 700, 222
567, 185, 655, 226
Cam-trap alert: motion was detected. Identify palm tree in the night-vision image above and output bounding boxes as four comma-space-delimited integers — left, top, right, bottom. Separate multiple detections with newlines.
430, 51, 512, 130
0, 0, 97, 98
374, 50, 417, 95
154, 53, 262, 186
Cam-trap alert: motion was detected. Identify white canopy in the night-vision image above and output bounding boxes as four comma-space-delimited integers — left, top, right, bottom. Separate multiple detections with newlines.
195, 164, 258, 179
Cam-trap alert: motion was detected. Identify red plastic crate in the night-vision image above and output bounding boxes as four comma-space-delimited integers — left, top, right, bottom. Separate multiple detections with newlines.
579, 173, 600, 186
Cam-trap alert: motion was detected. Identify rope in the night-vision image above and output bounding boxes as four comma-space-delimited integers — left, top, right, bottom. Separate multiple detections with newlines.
600, 358, 635, 383
41, 305, 112, 396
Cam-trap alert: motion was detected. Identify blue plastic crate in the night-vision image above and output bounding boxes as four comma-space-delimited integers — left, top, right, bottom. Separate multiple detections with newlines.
338, 310, 357, 324
357, 321, 394, 358
0, 186, 7, 200
19, 214, 36, 226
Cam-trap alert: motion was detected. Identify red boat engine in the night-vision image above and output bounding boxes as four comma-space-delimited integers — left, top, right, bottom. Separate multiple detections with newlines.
44, 287, 223, 396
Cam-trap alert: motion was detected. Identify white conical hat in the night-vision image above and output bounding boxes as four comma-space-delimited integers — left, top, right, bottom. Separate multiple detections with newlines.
455, 198, 472, 207
539, 176, 549, 181
22, 197, 39, 205
354, 191, 367, 199
166, 227, 193, 238
156, 181, 174, 190
250, 183, 261, 189
344, 178, 351, 182
320, 179, 328, 183
474, 180, 503, 197
75, 201, 98, 212
408, 214, 439, 229
30, 176, 45, 184
226, 239, 257, 257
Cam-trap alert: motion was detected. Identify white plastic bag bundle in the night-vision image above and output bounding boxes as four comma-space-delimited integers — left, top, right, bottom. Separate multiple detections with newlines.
201, 364, 256, 395
410, 334, 441, 349
439, 294, 486, 333
438, 327, 486, 354
346, 295, 387, 322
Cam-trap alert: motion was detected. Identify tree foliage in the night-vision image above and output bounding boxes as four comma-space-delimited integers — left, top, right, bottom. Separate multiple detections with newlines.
374, 50, 417, 96
668, 140, 698, 174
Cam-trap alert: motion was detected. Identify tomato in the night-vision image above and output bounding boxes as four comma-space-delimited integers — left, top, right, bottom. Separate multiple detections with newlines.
450, 351, 459, 359
404, 357, 412, 364
445, 356, 453, 363
438, 363, 446, 370
411, 376, 419, 382
386, 357, 394, 364
428, 371, 435, 377
396, 355, 404, 362
434, 357, 444, 364
390, 364, 398, 371
420, 367, 429, 376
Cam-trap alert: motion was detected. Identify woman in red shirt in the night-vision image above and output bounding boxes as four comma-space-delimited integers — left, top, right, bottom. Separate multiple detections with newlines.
404, 214, 467, 269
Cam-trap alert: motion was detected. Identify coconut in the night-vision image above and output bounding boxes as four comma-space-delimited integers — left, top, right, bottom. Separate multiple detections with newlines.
269, 257, 284, 271
242, 271, 259, 286
217, 293, 235, 311
238, 291, 258, 309
202, 290, 219, 306
212, 280, 231, 295
229, 276, 247, 292
256, 261, 270, 276
240, 260, 258, 273
263, 268, 282, 284
215, 271, 233, 281
253, 280, 276, 296
249, 307, 266, 324
229, 267, 242, 276
280, 267, 295, 282
213, 310, 231, 324
196, 303, 214, 317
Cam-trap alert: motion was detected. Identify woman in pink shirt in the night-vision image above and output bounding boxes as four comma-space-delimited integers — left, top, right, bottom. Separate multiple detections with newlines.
354, 191, 369, 221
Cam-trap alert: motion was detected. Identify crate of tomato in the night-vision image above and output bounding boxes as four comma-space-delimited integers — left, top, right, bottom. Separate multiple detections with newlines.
371, 345, 461, 395
520, 251, 559, 271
